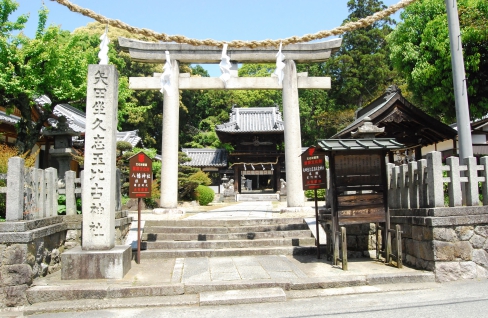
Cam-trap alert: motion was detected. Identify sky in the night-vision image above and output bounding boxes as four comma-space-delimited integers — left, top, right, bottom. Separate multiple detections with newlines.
12, 0, 402, 76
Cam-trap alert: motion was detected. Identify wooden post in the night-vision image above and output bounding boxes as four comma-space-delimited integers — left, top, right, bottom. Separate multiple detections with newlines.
396, 224, 403, 269
137, 198, 141, 264
341, 227, 347, 271
314, 189, 321, 259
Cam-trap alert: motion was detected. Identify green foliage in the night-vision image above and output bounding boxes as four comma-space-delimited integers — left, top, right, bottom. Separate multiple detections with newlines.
188, 170, 212, 186
178, 152, 200, 200
387, 0, 488, 122
323, 0, 397, 109
57, 195, 82, 215
0, 3, 112, 154
193, 185, 215, 206
117, 141, 133, 153
304, 189, 326, 200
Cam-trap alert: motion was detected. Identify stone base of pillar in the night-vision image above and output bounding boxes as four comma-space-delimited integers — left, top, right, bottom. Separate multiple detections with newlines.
280, 207, 314, 214
153, 208, 185, 215
61, 245, 131, 280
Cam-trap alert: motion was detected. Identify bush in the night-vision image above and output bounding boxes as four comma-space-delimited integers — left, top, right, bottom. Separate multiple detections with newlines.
304, 189, 326, 200
188, 170, 212, 186
194, 185, 215, 206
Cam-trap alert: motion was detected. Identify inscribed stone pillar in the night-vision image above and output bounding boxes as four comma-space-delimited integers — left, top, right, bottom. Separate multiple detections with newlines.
159, 60, 180, 209
82, 65, 118, 250
282, 60, 304, 208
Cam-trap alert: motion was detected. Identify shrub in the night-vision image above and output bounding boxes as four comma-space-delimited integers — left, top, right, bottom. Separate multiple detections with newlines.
188, 170, 212, 186
194, 185, 215, 206
304, 189, 326, 200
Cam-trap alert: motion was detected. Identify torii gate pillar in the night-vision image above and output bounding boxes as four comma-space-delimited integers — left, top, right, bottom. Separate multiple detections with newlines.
283, 60, 304, 208
158, 60, 180, 210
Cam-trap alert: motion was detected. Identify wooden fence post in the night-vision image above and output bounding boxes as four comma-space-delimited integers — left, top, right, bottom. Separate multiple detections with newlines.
6, 157, 25, 221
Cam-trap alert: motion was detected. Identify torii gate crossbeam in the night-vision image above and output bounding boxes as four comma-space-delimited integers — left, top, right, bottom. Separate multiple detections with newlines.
118, 37, 342, 211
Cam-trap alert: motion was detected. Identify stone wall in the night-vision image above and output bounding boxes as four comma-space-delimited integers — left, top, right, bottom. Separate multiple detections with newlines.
0, 217, 66, 307
391, 206, 488, 282
0, 212, 132, 308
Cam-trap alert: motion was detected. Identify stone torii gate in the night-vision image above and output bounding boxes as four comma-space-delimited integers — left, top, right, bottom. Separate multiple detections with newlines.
118, 37, 342, 211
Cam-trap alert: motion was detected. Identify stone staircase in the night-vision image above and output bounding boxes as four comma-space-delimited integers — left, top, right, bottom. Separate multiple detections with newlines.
140, 218, 316, 259
236, 193, 280, 201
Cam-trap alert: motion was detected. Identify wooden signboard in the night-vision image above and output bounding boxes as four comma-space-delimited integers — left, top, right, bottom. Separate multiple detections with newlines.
129, 152, 153, 198
301, 146, 327, 191
332, 152, 386, 225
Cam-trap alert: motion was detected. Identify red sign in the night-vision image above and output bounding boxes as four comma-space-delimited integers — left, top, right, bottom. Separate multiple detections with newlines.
128, 152, 153, 198
301, 146, 327, 190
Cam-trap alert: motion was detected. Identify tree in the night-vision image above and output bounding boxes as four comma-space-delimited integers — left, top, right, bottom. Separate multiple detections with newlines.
388, 0, 488, 122
0, 2, 121, 154
325, 0, 397, 109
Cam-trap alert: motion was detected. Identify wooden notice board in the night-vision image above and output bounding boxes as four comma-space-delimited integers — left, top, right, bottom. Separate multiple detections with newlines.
331, 151, 386, 225
129, 152, 153, 199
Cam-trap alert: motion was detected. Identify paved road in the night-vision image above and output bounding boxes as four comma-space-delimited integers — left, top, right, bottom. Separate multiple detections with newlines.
28, 279, 488, 318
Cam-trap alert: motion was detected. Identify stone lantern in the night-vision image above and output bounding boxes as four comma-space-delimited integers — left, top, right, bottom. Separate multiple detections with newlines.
43, 116, 80, 179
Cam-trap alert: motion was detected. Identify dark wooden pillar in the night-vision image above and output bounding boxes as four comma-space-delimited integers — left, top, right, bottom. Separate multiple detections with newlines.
415, 146, 422, 161
234, 165, 239, 193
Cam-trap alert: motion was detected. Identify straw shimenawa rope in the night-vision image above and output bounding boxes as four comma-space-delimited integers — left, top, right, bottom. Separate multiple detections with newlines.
50, 0, 417, 48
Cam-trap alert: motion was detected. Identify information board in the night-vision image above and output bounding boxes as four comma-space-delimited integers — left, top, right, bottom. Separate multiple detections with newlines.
129, 152, 153, 198
301, 146, 327, 190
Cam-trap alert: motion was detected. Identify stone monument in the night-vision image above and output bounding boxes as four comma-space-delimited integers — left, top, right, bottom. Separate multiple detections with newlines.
61, 65, 131, 279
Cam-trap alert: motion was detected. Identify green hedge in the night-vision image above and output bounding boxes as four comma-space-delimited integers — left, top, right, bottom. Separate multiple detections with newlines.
194, 185, 215, 206
304, 189, 326, 200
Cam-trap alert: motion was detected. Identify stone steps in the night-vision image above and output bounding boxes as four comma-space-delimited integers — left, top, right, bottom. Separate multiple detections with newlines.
143, 229, 313, 241
144, 237, 315, 250
141, 217, 316, 259
140, 246, 317, 259
24, 273, 437, 315
144, 217, 306, 227
236, 193, 280, 201
143, 223, 309, 234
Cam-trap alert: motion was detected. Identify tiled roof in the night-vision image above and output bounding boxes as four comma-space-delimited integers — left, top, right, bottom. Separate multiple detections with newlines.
215, 107, 284, 133
181, 148, 228, 167
0, 112, 20, 125
52, 104, 86, 133
52, 104, 141, 147
117, 131, 142, 148
316, 138, 404, 151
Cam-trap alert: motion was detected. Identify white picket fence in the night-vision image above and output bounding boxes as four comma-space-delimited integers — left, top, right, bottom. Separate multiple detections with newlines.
0, 157, 83, 221
387, 151, 488, 209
